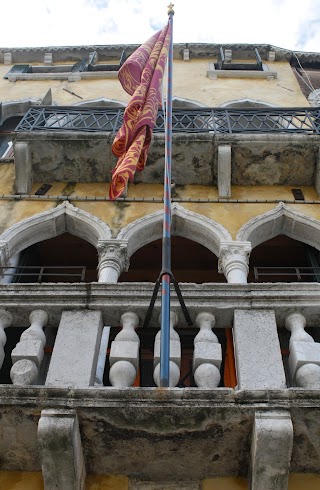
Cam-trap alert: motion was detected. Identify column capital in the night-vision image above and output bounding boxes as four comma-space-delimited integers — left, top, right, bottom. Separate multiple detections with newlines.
218, 241, 251, 283
97, 240, 130, 282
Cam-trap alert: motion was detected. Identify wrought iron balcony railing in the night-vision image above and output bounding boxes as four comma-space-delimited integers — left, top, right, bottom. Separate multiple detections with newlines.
253, 266, 320, 282
15, 106, 320, 134
0, 265, 86, 283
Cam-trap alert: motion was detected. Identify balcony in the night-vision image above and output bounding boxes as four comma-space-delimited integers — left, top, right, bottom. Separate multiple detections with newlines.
0, 282, 320, 481
12, 107, 320, 191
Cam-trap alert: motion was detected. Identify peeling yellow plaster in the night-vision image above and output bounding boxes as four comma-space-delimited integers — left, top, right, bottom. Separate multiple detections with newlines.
0, 163, 15, 194
86, 474, 129, 489
202, 476, 247, 489
0, 471, 44, 489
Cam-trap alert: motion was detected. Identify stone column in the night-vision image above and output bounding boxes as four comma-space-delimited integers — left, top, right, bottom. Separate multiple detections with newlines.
38, 409, 86, 490
250, 411, 293, 490
109, 311, 140, 388
218, 241, 251, 284
285, 312, 320, 388
97, 240, 129, 283
233, 309, 286, 390
46, 310, 103, 388
11, 309, 48, 385
154, 311, 181, 387
193, 312, 222, 388
0, 310, 13, 369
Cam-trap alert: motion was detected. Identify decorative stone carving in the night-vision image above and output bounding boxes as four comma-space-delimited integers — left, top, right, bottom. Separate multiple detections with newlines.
218, 241, 251, 283
44, 53, 53, 65
0, 241, 10, 268
11, 309, 48, 385
268, 51, 276, 62
285, 312, 320, 388
308, 89, 320, 106
4, 53, 12, 65
97, 240, 129, 283
0, 310, 13, 369
153, 311, 181, 387
109, 311, 140, 388
118, 202, 231, 257
237, 201, 320, 251
193, 312, 222, 388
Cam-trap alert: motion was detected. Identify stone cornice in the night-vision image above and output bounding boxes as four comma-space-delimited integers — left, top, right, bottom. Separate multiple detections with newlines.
1, 282, 320, 328
2, 43, 320, 64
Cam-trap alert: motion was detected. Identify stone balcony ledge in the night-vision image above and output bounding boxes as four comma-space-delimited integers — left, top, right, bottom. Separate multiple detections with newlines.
1, 281, 320, 328
13, 130, 320, 191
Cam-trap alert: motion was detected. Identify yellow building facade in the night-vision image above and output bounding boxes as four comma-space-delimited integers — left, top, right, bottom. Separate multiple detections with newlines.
0, 43, 320, 489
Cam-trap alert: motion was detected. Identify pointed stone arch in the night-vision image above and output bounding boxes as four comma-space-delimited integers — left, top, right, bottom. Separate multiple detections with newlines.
118, 203, 231, 257
219, 98, 278, 108
0, 201, 112, 261
74, 98, 126, 108
236, 202, 320, 250
172, 97, 208, 108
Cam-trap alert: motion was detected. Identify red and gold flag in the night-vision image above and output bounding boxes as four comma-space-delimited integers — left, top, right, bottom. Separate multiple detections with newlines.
109, 22, 172, 200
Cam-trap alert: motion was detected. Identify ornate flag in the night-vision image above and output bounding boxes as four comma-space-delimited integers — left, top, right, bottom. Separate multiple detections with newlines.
109, 22, 172, 200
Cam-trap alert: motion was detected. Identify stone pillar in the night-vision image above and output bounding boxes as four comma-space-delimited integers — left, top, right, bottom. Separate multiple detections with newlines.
45, 310, 103, 388
97, 240, 129, 283
217, 145, 231, 198
14, 141, 33, 194
193, 312, 222, 388
285, 312, 320, 388
109, 311, 140, 388
11, 309, 48, 385
218, 241, 251, 284
233, 310, 286, 390
38, 409, 86, 490
0, 241, 10, 284
153, 311, 181, 387
0, 310, 13, 369
250, 411, 293, 490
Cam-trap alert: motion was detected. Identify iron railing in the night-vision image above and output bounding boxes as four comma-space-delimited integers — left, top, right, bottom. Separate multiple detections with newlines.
253, 266, 320, 282
0, 266, 86, 283
15, 106, 320, 134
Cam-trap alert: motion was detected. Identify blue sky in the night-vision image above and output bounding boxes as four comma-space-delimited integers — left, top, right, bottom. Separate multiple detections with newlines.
2, 0, 320, 52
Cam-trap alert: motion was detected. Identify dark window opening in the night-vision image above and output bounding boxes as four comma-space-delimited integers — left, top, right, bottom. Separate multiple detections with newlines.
249, 234, 320, 283
215, 47, 263, 71
7, 233, 98, 283
119, 236, 226, 284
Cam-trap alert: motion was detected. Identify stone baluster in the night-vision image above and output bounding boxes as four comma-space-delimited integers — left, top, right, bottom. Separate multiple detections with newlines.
218, 241, 251, 284
193, 312, 222, 388
0, 310, 13, 369
285, 312, 320, 388
109, 312, 140, 388
97, 240, 130, 283
153, 311, 181, 387
10, 309, 48, 385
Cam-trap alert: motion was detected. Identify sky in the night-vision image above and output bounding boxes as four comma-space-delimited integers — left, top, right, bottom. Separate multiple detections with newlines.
2, 0, 320, 53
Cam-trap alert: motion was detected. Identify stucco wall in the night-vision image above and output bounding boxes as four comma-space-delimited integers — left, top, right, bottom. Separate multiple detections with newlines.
0, 58, 308, 109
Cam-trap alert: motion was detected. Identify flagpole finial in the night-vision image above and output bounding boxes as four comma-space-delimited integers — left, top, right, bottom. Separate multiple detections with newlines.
167, 3, 175, 15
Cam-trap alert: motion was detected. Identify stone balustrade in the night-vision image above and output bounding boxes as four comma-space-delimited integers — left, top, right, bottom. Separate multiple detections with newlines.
285, 312, 320, 388
0, 309, 13, 369
10, 309, 48, 385
153, 311, 181, 387
193, 312, 222, 388
109, 311, 140, 388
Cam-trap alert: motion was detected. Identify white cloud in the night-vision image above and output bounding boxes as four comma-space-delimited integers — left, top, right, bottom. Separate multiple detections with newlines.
1, 0, 320, 52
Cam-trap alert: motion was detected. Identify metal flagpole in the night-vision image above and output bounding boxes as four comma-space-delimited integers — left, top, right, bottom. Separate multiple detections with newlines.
160, 3, 174, 387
